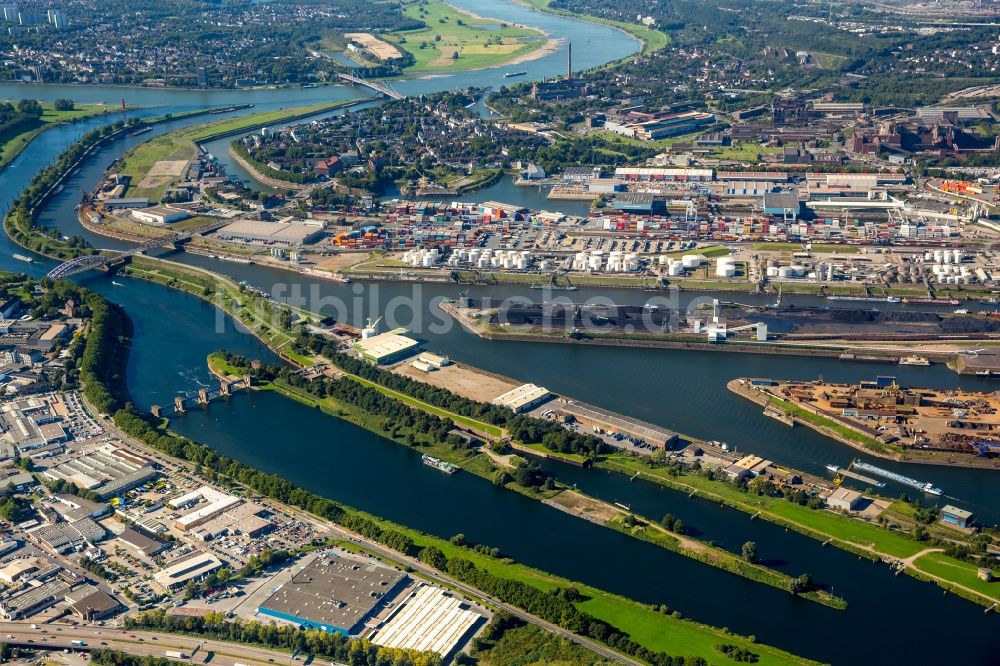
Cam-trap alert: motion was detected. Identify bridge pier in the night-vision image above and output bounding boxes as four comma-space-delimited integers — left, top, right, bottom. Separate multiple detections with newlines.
150, 405, 161, 418
220, 380, 231, 397
243, 374, 252, 389
198, 389, 210, 405
174, 397, 186, 413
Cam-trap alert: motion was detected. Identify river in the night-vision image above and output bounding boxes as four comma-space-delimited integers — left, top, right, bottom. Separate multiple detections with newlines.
1, 1, 999, 663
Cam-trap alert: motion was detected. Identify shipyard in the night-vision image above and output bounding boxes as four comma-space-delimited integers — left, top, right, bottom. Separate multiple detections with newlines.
730, 375, 1000, 468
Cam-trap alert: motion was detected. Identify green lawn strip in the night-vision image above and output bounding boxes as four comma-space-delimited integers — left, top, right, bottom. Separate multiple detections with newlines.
663, 245, 731, 259
519, 442, 589, 465
606, 515, 847, 610
750, 242, 859, 254
767, 396, 895, 454
912, 552, 1000, 603
599, 455, 924, 559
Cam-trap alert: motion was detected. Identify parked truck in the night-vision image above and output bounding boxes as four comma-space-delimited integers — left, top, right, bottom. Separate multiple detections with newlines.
165, 651, 189, 659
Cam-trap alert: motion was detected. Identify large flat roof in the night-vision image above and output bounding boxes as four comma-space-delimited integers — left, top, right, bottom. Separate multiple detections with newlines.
258, 553, 407, 634
492, 383, 550, 411
354, 330, 420, 362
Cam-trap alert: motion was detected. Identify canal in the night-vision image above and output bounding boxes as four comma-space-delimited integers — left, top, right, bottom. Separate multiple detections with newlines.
0, 2, 998, 663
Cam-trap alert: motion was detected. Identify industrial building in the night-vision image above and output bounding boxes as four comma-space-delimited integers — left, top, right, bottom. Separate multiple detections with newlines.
131, 205, 191, 225
216, 219, 325, 246
257, 553, 408, 635
42, 445, 156, 500
492, 383, 552, 414
353, 329, 421, 365
169, 486, 242, 532
65, 585, 122, 620
826, 487, 863, 512
152, 552, 224, 591
941, 505, 974, 529
371, 585, 483, 657
117, 526, 169, 557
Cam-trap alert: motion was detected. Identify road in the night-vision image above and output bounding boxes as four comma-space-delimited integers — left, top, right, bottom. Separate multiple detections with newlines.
0, 623, 304, 666
89, 399, 640, 665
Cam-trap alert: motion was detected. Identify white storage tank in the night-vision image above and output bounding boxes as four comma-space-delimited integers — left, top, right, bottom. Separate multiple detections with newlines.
767, 266, 780, 277
681, 254, 704, 269
715, 257, 736, 277
668, 261, 685, 276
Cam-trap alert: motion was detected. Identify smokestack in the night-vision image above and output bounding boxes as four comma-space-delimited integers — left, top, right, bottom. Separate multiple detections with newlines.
567, 41, 572, 79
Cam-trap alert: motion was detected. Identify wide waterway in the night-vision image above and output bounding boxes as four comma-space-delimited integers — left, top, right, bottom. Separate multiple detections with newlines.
1, 3, 999, 663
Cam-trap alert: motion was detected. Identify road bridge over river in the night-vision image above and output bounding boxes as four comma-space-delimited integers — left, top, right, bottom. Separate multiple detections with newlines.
46, 220, 230, 280
336, 72, 403, 100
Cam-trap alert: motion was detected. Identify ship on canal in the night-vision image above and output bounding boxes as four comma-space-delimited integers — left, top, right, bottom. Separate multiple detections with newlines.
422, 454, 458, 475
852, 460, 943, 495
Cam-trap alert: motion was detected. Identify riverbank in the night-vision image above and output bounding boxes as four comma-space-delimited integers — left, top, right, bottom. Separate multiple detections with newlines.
217, 351, 847, 610
0, 102, 120, 172
596, 455, 1000, 609
728, 378, 1000, 470
514, 0, 669, 57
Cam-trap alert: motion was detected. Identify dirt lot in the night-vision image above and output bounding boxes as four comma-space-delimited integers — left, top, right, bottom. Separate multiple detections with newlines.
136, 159, 189, 190
391, 362, 519, 403
309, 253, 371, 272
344, 32, 403, 60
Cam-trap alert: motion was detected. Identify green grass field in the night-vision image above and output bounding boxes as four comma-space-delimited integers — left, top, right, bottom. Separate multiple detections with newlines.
119, 102, 353, 202
913, 552, 1000, 603
751, 242, 860, 254
391, 0, 546, 72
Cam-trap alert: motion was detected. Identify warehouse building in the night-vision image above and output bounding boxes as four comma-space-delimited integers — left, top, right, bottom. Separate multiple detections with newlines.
131, 205, 191, 225
216, 219, 324, 247
169, 486, 241, 532
371, 584, 483, 657
353, 329, 421, 365
65, 585, 122, 621
826, 487, 863, 512
257, 553, 408, 636
152, 552, 224, 591
492, 383, 551, 414
117, 526, 169, 557
42, 446, 156, 500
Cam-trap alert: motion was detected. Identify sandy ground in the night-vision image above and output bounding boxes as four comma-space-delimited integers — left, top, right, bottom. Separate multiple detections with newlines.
345, 32, 403, 60
391, 362, 519, 403
310, 253, 371, 272
136, 159, 189, 189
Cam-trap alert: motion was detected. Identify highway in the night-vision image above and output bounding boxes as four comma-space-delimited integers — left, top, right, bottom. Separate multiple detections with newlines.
0, 623, 306, 666
90, 399, 640, 665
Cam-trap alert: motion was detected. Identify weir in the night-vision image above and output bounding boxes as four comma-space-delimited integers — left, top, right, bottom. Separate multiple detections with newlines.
150, 376, 251, 417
